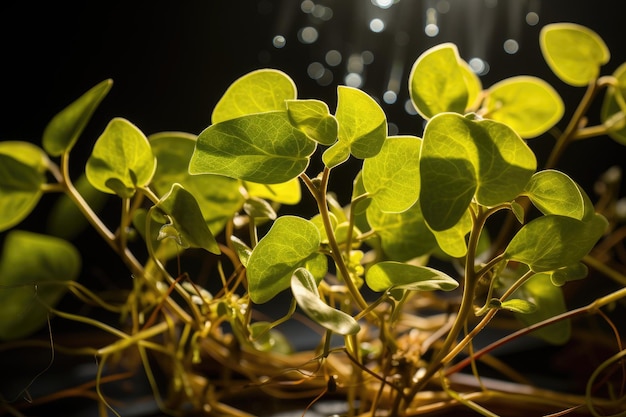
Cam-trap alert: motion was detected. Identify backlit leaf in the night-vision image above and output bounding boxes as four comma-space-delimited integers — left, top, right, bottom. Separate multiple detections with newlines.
247, 216, 321, 303
291, 268, 360, 335
540, 23, 609, 87
335, 86, 387, 159
485, 76, 564, 138
244, 178, 301, 205
212, 69, 296, 124
362, 136, 421, 213
189, 112, 316, 184
43, 79, 113, 156
524, 170, 585, 219
85, 118, 156, 198
286, 99, 338, 145
366, 261, 458, 292
0, 230, 80, 340
0, 141, 49, 172
505, 214, 608, 272
408, 43, 470, 119
420, 113, 536, 230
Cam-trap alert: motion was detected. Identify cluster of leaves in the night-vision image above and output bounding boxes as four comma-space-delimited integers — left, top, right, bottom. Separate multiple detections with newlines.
1, 22, 625, 416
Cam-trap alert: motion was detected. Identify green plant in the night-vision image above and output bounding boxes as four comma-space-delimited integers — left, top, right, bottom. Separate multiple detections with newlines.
1, 22, 626, 416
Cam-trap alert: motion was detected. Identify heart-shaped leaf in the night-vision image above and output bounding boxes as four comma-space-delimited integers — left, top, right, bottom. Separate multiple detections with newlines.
524, 170, 586, 219
43, 79, 113, 156
505, 214, 608, 272
362, 136, 422, 213
0, 230, 81, 340
85, 117, 156, 198
420, 113, 536, 231
189, 111, 316, 184
540, 23, 609, 87
335, 86, 387, 159
366, 261, 458, 292
485, 76, 564, 138
247, 216, 321, 303
408, 43, 472, 119
291, 268, 360, 335
212, 69, 296, 124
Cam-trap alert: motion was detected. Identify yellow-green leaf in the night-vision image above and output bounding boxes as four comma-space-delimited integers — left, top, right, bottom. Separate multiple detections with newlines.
244, 178, 301, 205
362, 136, 422, 213
366, 261, 458, 292
335, 86, 387, 159
189, 112, 316, 184
286, 99, 338, 145
485, 76, 564, 138
540, 23, 609, 87
408, 43, 470, 119
212, 69, 297, 124
85, 118, 156, 198
43, 79, 113, 156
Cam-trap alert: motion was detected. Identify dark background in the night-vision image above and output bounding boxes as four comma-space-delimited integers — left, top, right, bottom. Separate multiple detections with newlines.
1, 1, 626, 415
2, 0, 625, 195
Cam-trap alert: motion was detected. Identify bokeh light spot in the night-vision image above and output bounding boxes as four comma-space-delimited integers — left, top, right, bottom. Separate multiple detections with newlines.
272, 35, 286, 48
298, 26, 319, 44
369, 18, 385, 33
503, 39, 519, 54
325, 50, 342, 66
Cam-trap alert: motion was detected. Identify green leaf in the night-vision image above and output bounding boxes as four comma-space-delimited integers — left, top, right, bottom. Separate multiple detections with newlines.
362, 136, 422, 213
367, 201, 438, 261
601, 62, 626, 145
42, 79, 113, 156
408, 43, 470, 119
212, 69, 297, 124
524, 170, 586, 219
286, 99, 338, 145
540, 23, 610, 87
0, 141, 49, 172
549, 262, 588, 286
0, 231, 81, 340
500, 299, 537, 314
189, 112, 316, 184
230, 236, 253, 268
431, 209, 472, 258
512, 273, 570, 345
322, 140, 351, 168
365, 261, 458, 292
505, 214, 608, 272
244, 178, 301, 205
149, 131, 243, 235
485, 76, 564, 138
335, 86, 387, 159
247, 216, 321, 304
420, 113, 536, 231
155, 184, 220, 254
291, 268, 360, 335
85, 117, 156, 198
0, 154, 45, 232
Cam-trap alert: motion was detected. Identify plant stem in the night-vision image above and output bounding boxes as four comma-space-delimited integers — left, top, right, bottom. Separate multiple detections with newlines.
300, 170, 369, 312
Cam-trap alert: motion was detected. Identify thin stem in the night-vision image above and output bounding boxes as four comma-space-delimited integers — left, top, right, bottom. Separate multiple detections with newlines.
300, 170, 369, 311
